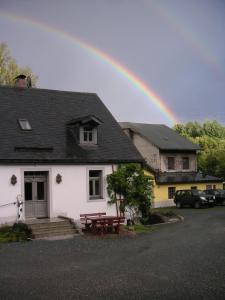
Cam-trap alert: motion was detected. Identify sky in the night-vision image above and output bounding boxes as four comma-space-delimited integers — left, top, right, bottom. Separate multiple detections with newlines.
0, 0, 225, 126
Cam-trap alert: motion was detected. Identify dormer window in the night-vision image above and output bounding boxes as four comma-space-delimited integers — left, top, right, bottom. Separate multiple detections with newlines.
67, 115, 103, 145
83, 126, 93, 142
18, 119, 32, 131
80, 125, 97, 144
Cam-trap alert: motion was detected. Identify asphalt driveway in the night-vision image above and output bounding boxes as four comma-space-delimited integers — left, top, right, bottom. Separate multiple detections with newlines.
0, 207, 225, 300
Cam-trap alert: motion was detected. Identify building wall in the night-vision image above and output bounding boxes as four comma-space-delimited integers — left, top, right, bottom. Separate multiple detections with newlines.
160, 153, 197, 172
123, 130, 160, 170
0, 164, 117, 225
153, 182, 223, 208
144, 170, 223, 208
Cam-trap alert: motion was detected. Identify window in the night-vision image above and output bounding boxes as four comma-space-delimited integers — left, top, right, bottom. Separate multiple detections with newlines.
18, 119, 32, 130
213, 185, 216, 190
80, 126, 97, 144
206, 185, 212, 190
168, 157, 175, 170
89, 170, 103, 199
191, 186, 197, 190
168, 187, 176, 199
182, 157, 189, 170
83, 126, 93, 142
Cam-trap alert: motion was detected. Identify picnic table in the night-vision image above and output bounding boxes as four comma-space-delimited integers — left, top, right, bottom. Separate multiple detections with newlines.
86, 215, 125, 235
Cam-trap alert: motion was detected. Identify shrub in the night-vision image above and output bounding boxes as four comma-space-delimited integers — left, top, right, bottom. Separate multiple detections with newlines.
140, 213, 166, 225
0, 222, 32, 243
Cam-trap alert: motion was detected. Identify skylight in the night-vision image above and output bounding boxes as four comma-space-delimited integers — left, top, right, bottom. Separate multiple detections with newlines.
18, 119, 32, 131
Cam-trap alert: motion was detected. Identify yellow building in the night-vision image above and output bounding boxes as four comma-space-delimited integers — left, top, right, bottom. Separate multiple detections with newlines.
120, 122, 223, 207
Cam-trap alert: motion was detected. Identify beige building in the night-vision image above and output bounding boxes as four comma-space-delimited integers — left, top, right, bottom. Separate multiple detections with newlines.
120, 122, 223, 207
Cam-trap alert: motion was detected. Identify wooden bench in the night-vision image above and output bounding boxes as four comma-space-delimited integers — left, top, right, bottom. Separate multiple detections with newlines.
80, 212, 106, 231
85, 216, 125, 234
110, 217, 125, 234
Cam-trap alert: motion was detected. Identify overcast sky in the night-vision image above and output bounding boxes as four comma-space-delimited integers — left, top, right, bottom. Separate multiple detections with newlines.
0, 0, 225, 126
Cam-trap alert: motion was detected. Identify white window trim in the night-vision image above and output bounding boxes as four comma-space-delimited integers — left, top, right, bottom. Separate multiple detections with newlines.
86, 167, 105, 202
80, 126, 97, 144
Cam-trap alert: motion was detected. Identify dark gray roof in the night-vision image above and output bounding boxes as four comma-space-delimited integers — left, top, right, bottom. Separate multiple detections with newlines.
0, 86, 143, 164
156, 172, 222, 184
120, 122, 200, 151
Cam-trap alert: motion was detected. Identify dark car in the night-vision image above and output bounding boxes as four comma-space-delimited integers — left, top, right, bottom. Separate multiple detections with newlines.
174, 189, 214, 208
204, 189, 225, 206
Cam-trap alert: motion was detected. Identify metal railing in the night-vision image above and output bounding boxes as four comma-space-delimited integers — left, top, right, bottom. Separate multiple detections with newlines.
0, 201, 17, 208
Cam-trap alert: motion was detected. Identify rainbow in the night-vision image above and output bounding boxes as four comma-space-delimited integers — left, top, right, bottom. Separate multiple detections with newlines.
0, 11, 178, 125
151, 2, 224, 79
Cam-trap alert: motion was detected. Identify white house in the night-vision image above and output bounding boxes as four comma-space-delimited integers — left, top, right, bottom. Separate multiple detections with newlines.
0, 78, 143, 225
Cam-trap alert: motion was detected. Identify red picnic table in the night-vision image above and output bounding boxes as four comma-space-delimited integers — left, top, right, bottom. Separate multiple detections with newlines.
86, 215, 125, 235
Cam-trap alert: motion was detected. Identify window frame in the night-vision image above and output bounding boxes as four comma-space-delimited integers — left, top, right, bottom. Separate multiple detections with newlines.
87, 168, 105, 201
206, 184, 212, 190
182, 157, 190, 170
18, 119, 32, 131
168, 186, 176, 199
167, 157, 175, 170
80, 126, 97, 144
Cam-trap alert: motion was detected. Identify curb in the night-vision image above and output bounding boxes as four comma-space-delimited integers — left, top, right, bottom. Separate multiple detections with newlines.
144, 215, 184, 228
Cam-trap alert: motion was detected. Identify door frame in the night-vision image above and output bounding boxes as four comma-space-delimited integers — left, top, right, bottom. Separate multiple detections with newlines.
21, 167, 52, 220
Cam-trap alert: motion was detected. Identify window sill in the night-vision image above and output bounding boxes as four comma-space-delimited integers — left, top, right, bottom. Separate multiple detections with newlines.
88, 197, 105, 202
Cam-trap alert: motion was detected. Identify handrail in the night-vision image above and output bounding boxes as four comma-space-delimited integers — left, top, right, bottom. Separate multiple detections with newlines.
0, 201, 17, 208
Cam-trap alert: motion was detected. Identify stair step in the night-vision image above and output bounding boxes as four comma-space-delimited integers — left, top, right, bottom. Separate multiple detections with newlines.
30, 223, 74, 231
28, 221, 70, 229
32, 227, 76, 235
27, 218, 78, 239
34, 229, 77, 239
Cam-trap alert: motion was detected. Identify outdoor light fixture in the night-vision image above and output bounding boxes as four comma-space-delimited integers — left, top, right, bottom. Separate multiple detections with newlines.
56, 173, 62, 184
11, 175, 17, 185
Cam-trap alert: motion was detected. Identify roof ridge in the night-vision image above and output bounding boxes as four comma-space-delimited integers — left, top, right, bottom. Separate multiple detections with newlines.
0, 85, 98, 96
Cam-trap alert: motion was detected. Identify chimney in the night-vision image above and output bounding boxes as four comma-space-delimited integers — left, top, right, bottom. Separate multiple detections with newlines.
14, 74, 32, 88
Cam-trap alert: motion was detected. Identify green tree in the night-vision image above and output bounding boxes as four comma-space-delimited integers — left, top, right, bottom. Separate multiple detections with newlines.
173, 121, 225, 179
107, 163, 153, 222
0, 43, 38, 86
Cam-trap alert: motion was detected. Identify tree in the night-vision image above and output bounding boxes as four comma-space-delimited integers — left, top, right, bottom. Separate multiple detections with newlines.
107, 164, 154, 223
173, 121, 225, 179
0, 43, 38, 86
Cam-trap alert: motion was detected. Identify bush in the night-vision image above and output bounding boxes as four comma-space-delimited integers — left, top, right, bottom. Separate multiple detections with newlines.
140, 213, 166, 225
0, 222, 32, 243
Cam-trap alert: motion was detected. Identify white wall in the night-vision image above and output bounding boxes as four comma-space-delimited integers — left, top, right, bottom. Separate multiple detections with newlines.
0, 166, 21, 224
0, 164, 117, 225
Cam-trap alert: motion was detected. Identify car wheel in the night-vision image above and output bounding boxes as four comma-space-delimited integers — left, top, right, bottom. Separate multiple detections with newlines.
194, 201, 200, 209
176, 202, 182, 208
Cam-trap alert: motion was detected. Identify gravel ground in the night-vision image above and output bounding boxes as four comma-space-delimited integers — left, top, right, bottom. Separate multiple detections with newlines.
0, 207, 225, 300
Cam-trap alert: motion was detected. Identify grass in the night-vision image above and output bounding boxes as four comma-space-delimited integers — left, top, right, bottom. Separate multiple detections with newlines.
151, 207, 178, 218
0, 223, 32, 243
124, 223, 154, 233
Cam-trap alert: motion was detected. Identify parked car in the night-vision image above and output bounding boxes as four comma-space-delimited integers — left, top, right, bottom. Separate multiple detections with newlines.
174, 189, 215, 208
204, 189, 225, 206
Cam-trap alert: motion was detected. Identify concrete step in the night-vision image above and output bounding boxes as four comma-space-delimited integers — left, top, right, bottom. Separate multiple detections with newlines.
28, 220, 70, 229
27, 218, 78, 239
31, 226, 76, 235
30, 223, 73, 231
34, 229, 77, 239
